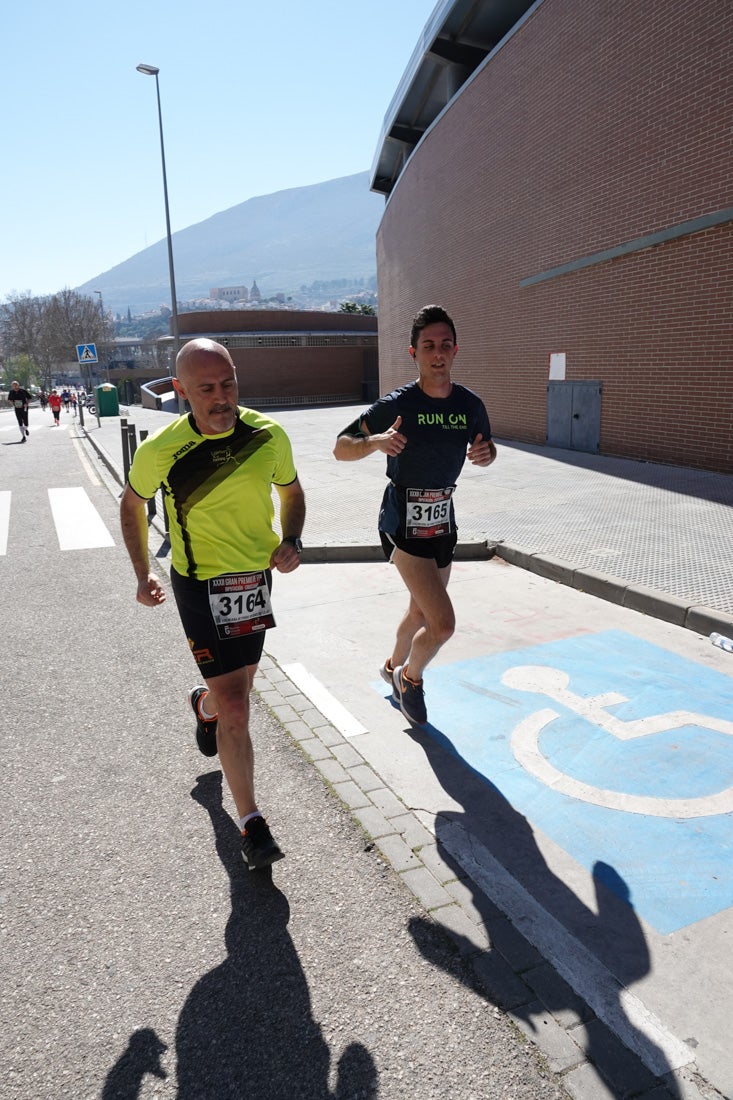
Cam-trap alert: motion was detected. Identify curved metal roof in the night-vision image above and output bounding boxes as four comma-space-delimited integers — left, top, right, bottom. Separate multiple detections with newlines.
370, 0, 540, 197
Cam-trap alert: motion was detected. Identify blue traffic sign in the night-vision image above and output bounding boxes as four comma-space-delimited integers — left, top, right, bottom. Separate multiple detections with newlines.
76, 343, 98, 364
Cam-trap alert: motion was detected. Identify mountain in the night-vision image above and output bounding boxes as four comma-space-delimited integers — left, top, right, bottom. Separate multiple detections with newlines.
77, 172, 384, 315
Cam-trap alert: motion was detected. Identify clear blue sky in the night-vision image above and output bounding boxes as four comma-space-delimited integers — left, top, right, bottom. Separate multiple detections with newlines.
0, 0, 436, 301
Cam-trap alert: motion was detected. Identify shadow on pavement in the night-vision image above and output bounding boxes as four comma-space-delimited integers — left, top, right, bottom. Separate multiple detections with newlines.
401, 717, 682, 1098
101, 1028, 167, 1099
101, 770, 377, 1099
177, 770, 377, 1099
497, 438, 733, 506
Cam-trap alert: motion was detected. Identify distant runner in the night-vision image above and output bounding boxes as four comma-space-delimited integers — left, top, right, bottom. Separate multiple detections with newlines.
48, 391, 62, 426
8, 381, 31, 442
333, 304, 496, 727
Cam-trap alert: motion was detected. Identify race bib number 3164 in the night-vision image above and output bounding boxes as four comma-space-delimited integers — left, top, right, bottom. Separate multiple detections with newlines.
208, 572, 275, 638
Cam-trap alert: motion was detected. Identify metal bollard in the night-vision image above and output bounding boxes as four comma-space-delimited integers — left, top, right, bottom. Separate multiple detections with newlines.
120, 418, 130, 482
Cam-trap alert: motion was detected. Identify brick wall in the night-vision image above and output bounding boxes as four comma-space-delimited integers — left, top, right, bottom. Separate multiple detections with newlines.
376, 0, 733, 472
177, 309, 377, 403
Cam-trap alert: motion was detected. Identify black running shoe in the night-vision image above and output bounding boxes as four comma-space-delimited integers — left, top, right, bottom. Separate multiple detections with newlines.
392, 665, 428, 727
188, 686, 218, 757
241, 816, 285, 870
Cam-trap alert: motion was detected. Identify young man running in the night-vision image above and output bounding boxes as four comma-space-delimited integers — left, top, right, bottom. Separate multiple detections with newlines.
8, 381, 31, 442
333, 305, 496, 728
120, 338, 305, 869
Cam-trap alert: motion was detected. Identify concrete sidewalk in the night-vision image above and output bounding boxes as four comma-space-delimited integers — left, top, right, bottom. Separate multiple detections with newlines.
81, 404, 733, 1099
81, 402, 733, 634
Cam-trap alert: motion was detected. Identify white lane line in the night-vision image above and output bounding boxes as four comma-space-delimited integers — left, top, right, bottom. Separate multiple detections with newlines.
70, 432, 100, 486
281, 662, 368, 738
48, 487, 115, 550
0, 492, 10, 554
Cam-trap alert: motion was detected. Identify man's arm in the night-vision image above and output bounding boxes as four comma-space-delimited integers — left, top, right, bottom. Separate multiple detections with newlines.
119, 484, 166, 606
333, 415, 406, 461
271, 476, 306, 574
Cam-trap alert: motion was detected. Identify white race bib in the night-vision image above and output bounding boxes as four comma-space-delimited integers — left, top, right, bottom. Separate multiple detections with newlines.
405, 486, 455, 538
208, 572, 275, 638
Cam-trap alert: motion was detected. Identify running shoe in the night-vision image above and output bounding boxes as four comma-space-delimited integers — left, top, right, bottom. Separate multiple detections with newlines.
379, 659, 395, 686
188, 686, 218, 757
241, 816, 285, 870
392, 665, 428, 727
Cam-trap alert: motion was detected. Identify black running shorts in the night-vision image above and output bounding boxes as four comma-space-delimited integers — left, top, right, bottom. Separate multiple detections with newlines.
379, 530, 457, 569
170, 567, 272, 678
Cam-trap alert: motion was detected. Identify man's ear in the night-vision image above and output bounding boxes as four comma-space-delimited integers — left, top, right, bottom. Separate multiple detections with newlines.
409, 347, 416, 359
172, 377, 185, 397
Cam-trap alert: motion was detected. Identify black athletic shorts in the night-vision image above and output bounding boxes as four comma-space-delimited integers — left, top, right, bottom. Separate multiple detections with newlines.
379, 529, 457, 569
170, 566, 272, 678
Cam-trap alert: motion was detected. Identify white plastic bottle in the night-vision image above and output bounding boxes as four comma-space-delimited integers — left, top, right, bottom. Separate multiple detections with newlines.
710, 632, 733, 653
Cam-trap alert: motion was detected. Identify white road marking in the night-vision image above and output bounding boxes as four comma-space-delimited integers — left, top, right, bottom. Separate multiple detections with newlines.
70, 432, 100, 486
281, 662, 368, 738
0, 492, 10, 554
438, 819, 693, 1077
503, 664, 733, 817
48, 487, 115, 550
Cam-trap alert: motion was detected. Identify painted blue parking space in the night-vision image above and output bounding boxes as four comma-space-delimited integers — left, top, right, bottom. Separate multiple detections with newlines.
388, 630, 733, 934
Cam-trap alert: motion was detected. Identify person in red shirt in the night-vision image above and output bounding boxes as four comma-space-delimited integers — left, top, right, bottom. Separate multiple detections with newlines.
48, 390, 62, 426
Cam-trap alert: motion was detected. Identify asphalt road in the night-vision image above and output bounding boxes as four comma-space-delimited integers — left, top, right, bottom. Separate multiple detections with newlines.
0, 409, 569, 1097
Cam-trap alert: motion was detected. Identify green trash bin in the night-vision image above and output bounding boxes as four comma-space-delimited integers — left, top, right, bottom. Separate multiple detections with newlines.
94, 383, 119, 417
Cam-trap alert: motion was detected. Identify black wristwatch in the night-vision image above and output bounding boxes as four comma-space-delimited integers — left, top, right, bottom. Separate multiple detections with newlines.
282, 536, 303, 554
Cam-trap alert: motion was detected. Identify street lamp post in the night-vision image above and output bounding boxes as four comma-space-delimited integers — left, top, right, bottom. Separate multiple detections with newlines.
136, 63, 180, 377
93, 289, 110, 383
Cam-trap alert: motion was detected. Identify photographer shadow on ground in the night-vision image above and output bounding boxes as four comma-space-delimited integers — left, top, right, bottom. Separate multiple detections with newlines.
101, 1028, 167, 1099
400, 717, 683, 1098
172, 770, 377, 1099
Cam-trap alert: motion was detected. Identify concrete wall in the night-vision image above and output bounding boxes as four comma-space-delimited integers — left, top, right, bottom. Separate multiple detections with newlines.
376, 0, 733, 472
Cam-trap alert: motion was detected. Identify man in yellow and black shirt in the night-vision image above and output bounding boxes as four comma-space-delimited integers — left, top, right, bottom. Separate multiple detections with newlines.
120, 338, 305, 870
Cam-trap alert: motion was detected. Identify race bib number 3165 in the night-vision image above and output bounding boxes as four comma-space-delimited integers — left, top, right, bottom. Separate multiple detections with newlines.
405, 486, 454, 538
208, 572, 275, 638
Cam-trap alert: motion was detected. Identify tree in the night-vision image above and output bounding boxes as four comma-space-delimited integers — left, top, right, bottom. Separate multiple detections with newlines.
1, 289, 110, 391
339, 300, 376, 315
1, 353, 34, 391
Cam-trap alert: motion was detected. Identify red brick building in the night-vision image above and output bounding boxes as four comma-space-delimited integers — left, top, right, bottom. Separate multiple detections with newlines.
177, 310, 378, 406
372, 0, 732, 472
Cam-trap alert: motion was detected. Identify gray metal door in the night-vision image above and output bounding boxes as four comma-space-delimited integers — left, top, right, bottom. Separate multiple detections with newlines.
547, 381, 602, 453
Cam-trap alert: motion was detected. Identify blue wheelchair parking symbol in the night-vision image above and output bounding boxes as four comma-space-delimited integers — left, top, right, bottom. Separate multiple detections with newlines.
418, 630, 733, 934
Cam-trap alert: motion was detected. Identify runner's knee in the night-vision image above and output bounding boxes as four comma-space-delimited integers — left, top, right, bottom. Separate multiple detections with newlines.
430, 609, 455, 645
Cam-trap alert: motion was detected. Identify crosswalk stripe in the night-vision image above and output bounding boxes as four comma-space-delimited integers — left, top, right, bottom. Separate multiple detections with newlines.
0, 491, 10, 554
48, 487, 115, 550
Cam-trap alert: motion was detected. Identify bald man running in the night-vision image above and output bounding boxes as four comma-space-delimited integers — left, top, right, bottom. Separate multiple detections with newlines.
120, 339, 305, 870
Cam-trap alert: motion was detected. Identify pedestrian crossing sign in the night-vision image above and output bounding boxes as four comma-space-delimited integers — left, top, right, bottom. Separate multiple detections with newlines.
76, 343, 98, 363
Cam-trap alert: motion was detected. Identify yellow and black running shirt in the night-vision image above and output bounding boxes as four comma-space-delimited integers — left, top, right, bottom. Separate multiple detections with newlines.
128, 407, 297, 579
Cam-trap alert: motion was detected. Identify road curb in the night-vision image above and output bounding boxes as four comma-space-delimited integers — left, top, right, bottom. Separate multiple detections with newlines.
493, 541, 733, 637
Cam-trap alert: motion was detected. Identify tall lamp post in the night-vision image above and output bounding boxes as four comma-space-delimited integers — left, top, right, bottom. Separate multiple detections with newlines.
93, 289, 110, 383
136, 63, 179, 377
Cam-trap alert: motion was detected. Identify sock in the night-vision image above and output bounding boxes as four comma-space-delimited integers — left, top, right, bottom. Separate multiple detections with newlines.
197, 692, 218, 721
240, 811, 261, 831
